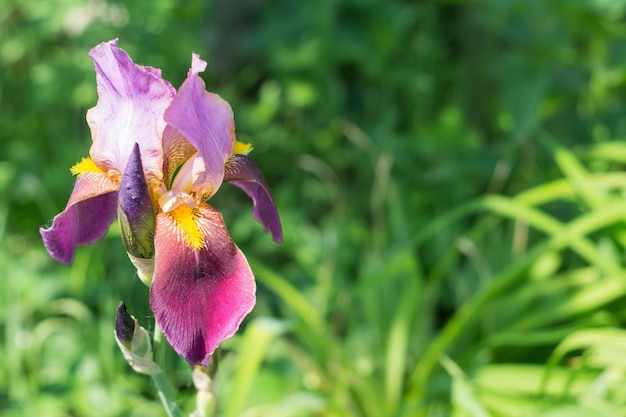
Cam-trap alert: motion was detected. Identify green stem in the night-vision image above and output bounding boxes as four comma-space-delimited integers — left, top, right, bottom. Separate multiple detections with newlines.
151, 322, 183, 417
152, 369, 185, 417
153, 321, 167, 369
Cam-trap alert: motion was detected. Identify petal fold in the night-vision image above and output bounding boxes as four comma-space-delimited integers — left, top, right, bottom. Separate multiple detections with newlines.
87, 39, 173, 179
224, 154, 283, 243
161, 125, 197, 188
40, 173, 119, 263
164, 54, 235, 199
150, 204, 256, 365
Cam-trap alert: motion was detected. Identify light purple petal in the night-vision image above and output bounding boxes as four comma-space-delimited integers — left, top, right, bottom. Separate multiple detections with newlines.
224, 154, 283, 243
150, 204, 255, 365
164, 54, 235, 199
86, 39, 174, 179
40, 173, 119, 264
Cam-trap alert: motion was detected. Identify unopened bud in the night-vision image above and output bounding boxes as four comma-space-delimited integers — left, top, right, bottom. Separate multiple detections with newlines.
118, 143, 156, 260
115, 301, 135, 348
190, 366, 216, 417
114, 301, 159, 376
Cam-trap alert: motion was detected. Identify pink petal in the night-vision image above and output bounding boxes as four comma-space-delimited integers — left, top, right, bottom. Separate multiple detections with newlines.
86, 39, 174, 179
224, 154, 283, 243
150, 204, 256, 365
40, 173, 119, 263
164, 54, 235, 199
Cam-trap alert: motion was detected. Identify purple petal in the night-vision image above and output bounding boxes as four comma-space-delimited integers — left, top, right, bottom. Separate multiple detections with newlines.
118, 143, 156, 258
40, 173, 119, 264
150, 204, 256, 365
86, 39, 174, 179
164, 54, 235, 199
224, 154, 283, 243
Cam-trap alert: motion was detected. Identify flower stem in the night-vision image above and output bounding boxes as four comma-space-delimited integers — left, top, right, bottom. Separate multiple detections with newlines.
152, 321, 184, 417
153, 321, 167, 369
152, 369, 185, 417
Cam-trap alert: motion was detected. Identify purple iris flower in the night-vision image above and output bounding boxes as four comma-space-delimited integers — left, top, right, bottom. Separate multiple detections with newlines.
40, 39, 282, 366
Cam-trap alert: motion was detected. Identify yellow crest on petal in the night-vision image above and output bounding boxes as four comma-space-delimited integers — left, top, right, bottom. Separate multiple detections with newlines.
70, 157, 103, 176
233, 141, 253, 155
170, 205, 205, 250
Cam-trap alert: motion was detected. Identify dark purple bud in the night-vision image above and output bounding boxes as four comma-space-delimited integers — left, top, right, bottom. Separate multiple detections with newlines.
115, 301, 135, 347
118, 143, 156, 258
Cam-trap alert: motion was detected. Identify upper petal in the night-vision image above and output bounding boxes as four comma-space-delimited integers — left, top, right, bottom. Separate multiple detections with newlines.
150, 204, 256, 365
86, 39, 174, 179
224, 154, 283, 243
40, 173, 119, 263
164, 54, 235, 199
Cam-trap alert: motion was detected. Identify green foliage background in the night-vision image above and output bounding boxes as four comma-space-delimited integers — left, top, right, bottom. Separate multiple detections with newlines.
4, 0, 626, 416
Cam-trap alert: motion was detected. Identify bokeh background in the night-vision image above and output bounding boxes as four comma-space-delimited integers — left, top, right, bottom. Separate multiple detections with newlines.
4, 0, 626, 416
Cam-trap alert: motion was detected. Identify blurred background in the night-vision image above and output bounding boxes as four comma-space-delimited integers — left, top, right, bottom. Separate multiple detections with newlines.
4, 0, 626, 416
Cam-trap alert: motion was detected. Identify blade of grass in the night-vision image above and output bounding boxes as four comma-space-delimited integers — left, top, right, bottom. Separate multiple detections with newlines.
408, 196, 626, 399
224, 318, 288, 417
441, 355, 491, 417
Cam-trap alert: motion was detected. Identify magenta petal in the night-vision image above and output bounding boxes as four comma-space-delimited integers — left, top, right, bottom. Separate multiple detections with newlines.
150, 204, 256, 365
224, 154, 283, 243
86, 39, 173, 178
40, 173, 119, 263
164, 54, 235, 197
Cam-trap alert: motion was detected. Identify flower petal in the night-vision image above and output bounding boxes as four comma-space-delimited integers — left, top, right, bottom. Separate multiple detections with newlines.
150, 204, 255, 365
161, 125, 197, 188
86, 39, 173, 179
118, 143, 156, 259
224, 154, 283, 243
40, 173, 119, 263
164, 54, 235, 199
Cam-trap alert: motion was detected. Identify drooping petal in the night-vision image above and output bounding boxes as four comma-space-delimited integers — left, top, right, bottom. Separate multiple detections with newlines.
118, 143, 156, 259
224, 154, 283, 243
150, 204, 255, 365
40, 173, 119, 263
164, 54, 235, 199
86, 39, 174, 179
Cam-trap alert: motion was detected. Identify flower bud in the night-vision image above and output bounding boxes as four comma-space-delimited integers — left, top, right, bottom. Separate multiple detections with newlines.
190, 366, 216, 417
114, 301, 160, 376
118, 143, 156, 260
115, 301, 135, 348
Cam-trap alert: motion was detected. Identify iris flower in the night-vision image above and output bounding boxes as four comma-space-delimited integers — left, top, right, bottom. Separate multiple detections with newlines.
40, 39, 282, 366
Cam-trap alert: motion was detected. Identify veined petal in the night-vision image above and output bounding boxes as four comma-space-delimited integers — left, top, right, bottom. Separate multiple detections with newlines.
162, 125, 197, 188
164, 54, 235, 199
86, 39, 173, 179
224, 154, 283, 243
150, 204, 255, 365
40, 173, 119, 263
